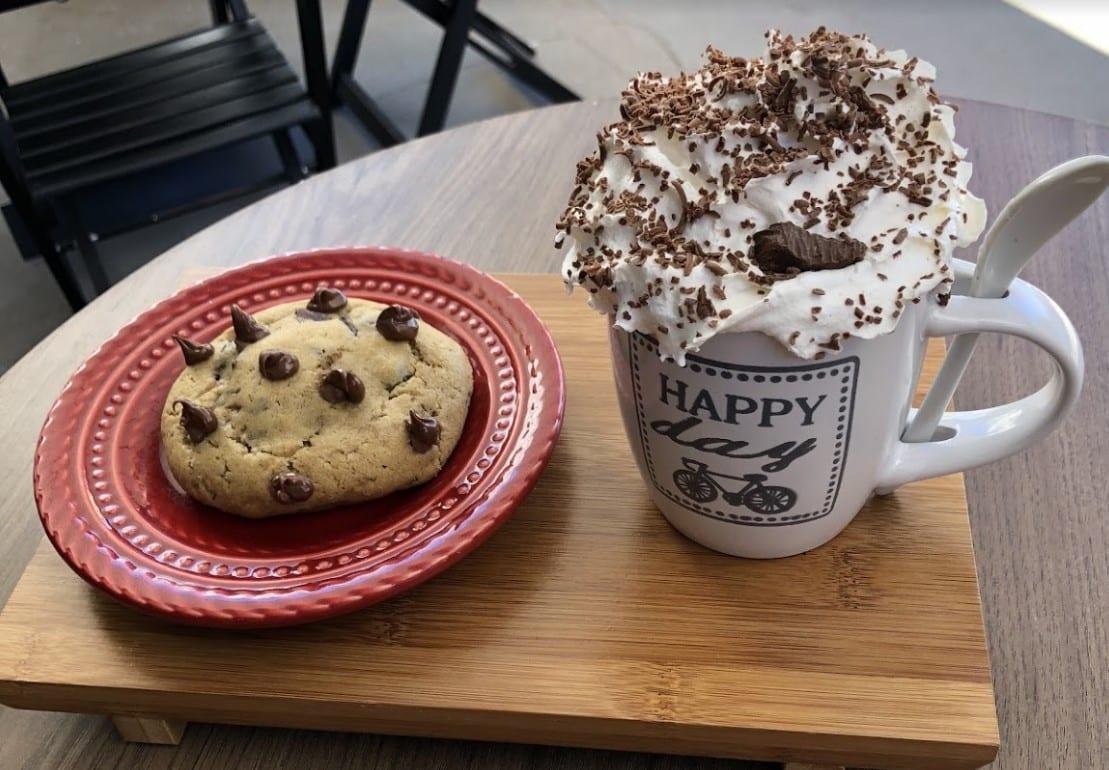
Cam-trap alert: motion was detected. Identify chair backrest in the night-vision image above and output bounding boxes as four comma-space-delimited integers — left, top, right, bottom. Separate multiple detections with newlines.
0, 100, 29, 193
0, 0, 255, 187
0, 103, 57, 260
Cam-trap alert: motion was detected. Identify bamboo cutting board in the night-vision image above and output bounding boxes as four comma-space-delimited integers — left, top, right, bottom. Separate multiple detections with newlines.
0, 274, 997, 770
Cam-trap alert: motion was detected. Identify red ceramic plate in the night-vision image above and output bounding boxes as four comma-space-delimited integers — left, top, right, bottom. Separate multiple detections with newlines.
34, 247, 564, 628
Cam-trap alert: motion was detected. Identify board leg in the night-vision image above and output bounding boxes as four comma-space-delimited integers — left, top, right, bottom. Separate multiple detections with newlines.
111, 716, 186, 744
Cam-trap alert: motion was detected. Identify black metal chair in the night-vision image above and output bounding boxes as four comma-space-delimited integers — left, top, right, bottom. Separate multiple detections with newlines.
0, 0, 335, 309
331, 0, 578, 147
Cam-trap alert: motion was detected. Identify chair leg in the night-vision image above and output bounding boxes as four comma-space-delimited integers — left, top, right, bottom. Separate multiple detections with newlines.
404, 1, 577, 104
15, 200, 86, 309
55, 199, 111, 296
332, 0, 373, 95
305, 118, 336, 171
0, 140, 85, 309
227, 0, 249, 21
208, 0, 229, 24
465, 34, 577, 103
417, 0, 479, 136
471, 10, 534, 59
112, 716, 186, 745
296, 0, 336, 169
334, 73, 405, 147
26, 210, 86, 311
40, 246, 87, 311
76, 236, 112, 296
404, 0, 534, 59
273, 129, 307, 182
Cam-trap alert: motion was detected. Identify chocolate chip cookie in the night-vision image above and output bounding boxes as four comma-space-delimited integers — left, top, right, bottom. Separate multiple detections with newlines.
161, 288, 473, 518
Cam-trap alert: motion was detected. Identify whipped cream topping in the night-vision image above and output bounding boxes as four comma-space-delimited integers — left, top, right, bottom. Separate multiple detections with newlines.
555, 27, 987, 362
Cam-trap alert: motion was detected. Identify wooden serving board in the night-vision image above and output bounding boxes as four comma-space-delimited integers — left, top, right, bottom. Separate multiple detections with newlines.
0, 274, 997, 770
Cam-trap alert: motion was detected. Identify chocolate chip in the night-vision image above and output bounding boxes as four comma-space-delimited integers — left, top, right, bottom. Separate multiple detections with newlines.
749, 222, 865, 279
172, 335, 213, 365
406, 411, 440, 453
230, 304, 269, 348
306, 287, 347, 313
270, 471, 313, 504
694, 286, 714, 320
319, 369, 365, 404
175, 400, 217, 443
258, 350, 299, 381
376, 305, 420, 342
295, 308, 331, 322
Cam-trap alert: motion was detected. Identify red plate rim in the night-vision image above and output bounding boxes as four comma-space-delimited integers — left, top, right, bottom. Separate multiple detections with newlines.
33, 247, 565, 628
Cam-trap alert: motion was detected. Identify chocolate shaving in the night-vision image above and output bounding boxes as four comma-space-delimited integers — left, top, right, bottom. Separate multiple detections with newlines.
694, 286, 715, 320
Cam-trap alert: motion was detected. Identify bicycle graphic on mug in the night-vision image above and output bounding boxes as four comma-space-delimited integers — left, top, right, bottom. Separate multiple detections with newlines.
672, 457, 798, 514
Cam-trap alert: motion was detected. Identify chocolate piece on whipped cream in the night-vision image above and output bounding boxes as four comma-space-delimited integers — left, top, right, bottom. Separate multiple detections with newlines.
555, 27, 987, 362
750, 223, 865, 278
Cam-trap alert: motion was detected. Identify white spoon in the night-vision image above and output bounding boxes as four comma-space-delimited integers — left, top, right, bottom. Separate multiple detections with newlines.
903, 155, 1109, 443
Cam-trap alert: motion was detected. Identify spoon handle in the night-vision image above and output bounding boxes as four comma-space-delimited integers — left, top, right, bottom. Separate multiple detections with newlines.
902, 333, 979, 442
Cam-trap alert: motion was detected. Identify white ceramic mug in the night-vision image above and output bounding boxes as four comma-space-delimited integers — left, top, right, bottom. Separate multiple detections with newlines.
610, 259, 1083, 558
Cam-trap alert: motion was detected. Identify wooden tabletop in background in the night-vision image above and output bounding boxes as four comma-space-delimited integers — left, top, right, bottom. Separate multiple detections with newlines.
0, 99, 1105, 770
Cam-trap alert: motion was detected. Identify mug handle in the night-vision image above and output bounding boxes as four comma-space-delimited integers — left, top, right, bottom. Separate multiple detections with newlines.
875, 274, 1084, 493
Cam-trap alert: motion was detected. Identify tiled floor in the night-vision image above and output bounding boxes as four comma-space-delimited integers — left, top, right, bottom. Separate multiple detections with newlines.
1, 0, 1106, 371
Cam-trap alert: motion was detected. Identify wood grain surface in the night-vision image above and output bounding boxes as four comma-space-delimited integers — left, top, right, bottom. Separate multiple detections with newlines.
0, 99, 1105, 769
0, 276, 993, 770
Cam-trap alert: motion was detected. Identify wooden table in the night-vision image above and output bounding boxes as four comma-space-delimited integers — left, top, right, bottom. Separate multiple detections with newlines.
0, 99, 1105, 769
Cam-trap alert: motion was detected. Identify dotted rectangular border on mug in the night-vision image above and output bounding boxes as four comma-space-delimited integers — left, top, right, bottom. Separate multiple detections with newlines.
628, 332, 859, 527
